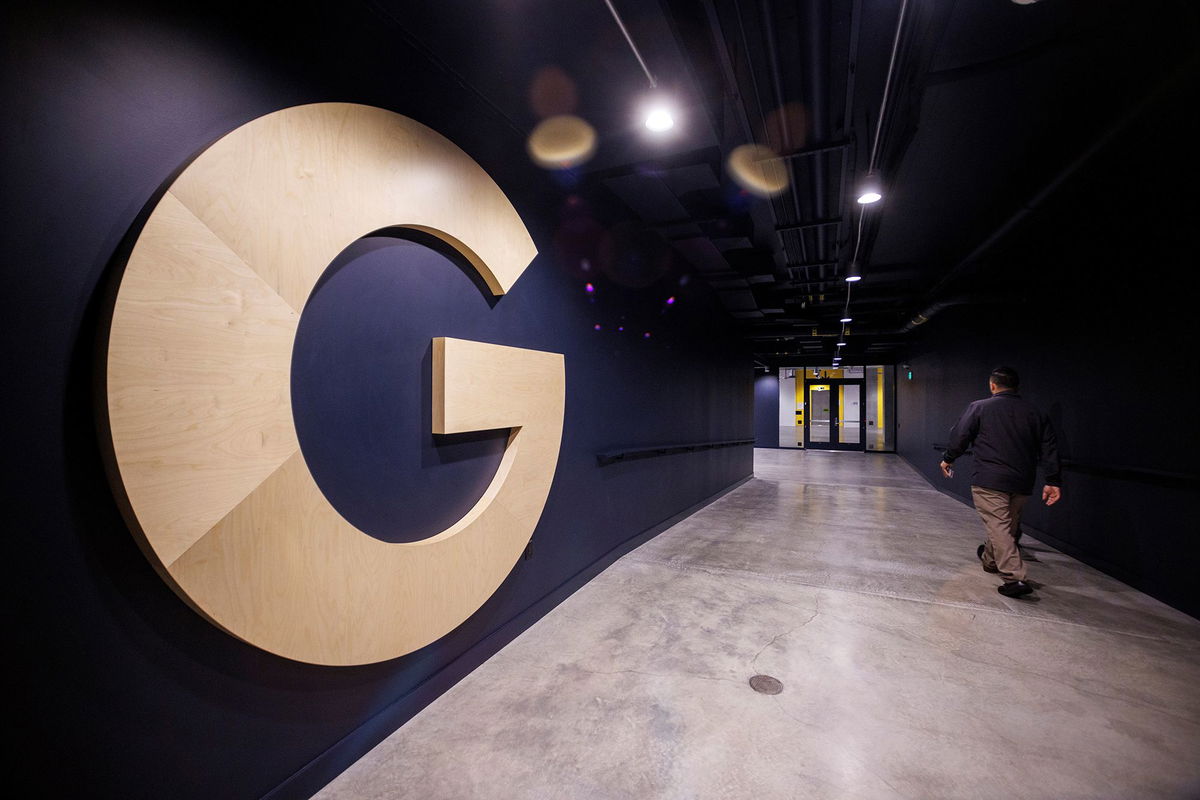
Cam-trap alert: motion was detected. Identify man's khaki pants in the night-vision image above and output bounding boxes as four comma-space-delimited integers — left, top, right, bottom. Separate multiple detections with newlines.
971, 486, 1029, 582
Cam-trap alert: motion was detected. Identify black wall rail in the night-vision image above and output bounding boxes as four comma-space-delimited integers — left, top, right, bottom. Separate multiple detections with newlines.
598, 438, 755, 466
931, 444, 1200, 490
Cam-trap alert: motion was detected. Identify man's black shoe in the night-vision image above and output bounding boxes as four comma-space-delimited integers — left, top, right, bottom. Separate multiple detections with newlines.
997, 580, 1033, 598
977, 544, 998, 573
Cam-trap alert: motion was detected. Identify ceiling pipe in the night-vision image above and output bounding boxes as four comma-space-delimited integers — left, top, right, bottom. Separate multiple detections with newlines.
701, 0, 792, 282
776, 218, 841, 233
747, 296, 998, 338
778, 278, 850, 290
925, 37, 1060, 87
767, 140, 851, 160
919, 53, 1199, 307
847, 0, 911, 278
785, 260, 841, 269
898, 296, 981, 333
747, 326, 900, 339
868, 0, 911, 175
836, 0, 864, 224
799, 0, 834, 271
753, 0, 810, 273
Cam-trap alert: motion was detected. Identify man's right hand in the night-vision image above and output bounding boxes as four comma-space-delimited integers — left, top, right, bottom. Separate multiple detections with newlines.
1043, 485, 1062, 506
939, 460, 954, 478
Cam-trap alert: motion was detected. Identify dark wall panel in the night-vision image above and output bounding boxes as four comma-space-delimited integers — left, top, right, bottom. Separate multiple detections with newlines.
754, 372, 780, 448
897, 305, 1199, 620
895, 57, 1199, 620
4, 4, 752, 797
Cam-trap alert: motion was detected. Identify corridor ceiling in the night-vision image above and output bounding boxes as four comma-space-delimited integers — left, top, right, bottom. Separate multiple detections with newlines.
371, 0, 1197, 367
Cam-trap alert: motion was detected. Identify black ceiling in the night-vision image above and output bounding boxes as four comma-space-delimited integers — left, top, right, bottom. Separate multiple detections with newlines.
369, 0, 1198, 366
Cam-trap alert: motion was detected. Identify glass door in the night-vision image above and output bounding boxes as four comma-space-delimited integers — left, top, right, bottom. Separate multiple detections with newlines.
838, 382, 862, 446
804, 379, 866, 451
807, 384, 832, 445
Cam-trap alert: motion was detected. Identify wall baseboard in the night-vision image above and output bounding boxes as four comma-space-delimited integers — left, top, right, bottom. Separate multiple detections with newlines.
264, 473, 754, 800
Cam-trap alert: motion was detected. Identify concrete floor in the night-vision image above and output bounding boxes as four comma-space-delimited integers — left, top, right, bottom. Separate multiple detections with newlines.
317, 449, 1200, 800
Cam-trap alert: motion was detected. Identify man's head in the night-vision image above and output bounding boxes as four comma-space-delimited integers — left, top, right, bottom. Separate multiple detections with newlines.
989, 366, 1019, 394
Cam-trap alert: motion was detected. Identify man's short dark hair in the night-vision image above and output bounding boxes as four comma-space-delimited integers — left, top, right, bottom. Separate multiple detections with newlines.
990, 366, 1019, 390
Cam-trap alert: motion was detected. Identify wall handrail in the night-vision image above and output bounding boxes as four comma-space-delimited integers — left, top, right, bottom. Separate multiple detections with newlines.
597, 438, 755, 466
930, 444, 1200, 489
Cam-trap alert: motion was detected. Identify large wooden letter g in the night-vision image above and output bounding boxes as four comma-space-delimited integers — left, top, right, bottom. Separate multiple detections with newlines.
102, 103, 564, 665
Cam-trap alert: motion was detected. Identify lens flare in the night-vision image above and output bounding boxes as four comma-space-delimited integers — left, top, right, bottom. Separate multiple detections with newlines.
527, 115, 597, 170
727, 144, 790, 198
764, 103, 808, 152
529, 66, 578, 118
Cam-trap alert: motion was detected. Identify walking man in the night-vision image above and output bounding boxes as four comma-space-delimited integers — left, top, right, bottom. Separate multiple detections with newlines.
940, 366, 1062, 598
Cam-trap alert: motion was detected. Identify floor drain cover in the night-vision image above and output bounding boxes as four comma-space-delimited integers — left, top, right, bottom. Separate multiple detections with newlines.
749, 674, 783, 695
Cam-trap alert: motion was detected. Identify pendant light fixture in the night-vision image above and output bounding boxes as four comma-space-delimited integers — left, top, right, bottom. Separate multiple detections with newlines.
856, 171, 882, 204
602, 0, 677, 134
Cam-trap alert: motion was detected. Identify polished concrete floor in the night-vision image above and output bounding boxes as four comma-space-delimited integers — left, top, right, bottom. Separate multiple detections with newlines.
317, 450, 1200, 800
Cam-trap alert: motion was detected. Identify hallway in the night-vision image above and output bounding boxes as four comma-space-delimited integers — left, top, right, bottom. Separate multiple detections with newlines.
317, 450, 1200, 799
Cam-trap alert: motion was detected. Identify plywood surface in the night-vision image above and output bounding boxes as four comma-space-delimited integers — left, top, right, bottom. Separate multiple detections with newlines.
104, 103, 561, 665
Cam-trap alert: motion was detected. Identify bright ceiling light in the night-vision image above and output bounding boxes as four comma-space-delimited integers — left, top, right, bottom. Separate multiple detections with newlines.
645, 108, 674, 132
856, 171, 882, 204
845, 261, 862, 282
840, 315, 852, 323
837, 341, 846, 347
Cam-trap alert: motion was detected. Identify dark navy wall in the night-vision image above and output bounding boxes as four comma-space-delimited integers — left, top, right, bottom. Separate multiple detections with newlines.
754, 372, 780, 448
4, 3, 752, 797
894, 67, 1200, 619
897, 304, 1200, 620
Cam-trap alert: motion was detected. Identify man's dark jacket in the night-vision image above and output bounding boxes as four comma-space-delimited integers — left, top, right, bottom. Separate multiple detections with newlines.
943, 391, 1061, 495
